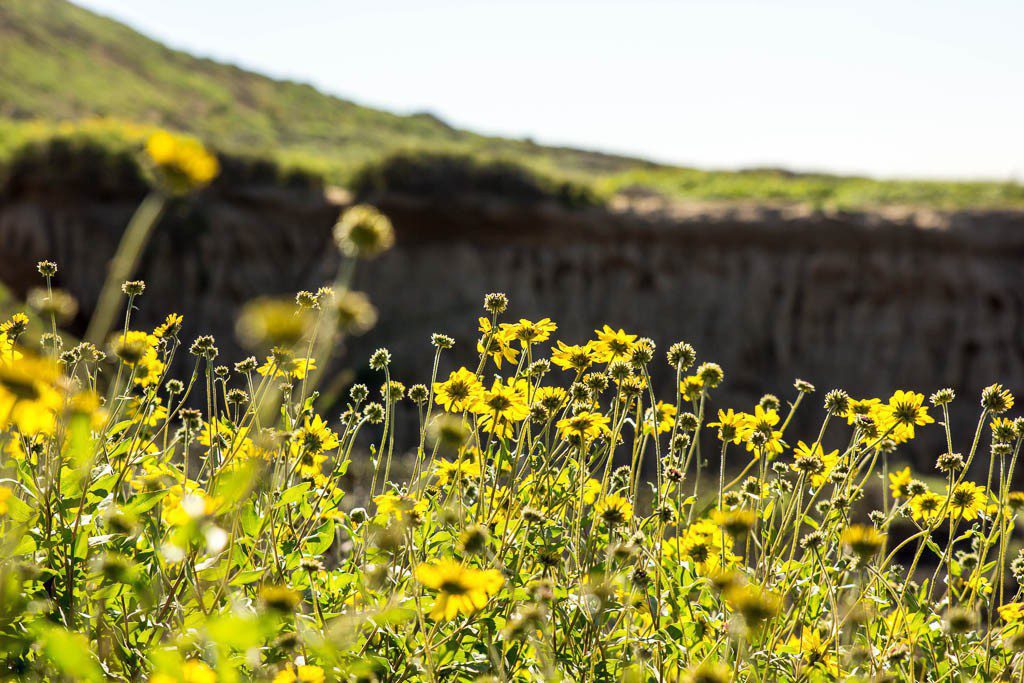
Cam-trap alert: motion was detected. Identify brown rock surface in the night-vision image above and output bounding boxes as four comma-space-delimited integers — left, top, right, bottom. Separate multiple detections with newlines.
3, 170, 1024, 466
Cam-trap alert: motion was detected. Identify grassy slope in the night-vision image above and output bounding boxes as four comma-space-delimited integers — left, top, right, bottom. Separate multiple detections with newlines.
1, 0, 1023, 209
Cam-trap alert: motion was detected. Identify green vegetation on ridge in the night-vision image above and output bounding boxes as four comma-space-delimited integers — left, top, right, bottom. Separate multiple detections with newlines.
1, 0, 1023, 209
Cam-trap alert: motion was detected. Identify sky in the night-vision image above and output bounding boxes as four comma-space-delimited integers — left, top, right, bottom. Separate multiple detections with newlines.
72, 0, 1024, 180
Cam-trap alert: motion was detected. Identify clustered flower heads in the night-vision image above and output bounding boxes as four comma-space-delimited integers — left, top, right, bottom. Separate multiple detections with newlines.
4, 253, 1024, 680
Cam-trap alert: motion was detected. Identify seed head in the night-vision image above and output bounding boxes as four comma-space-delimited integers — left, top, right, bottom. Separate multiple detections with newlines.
121, 280, 146, 296
349, 383, 369, 404
408, 383, 429, 404
794, 379, 816, 394
236, 298, 314, 349
483, 292, 508, 315
936, 451, 964, 474
36, 260, 58, 277
431, 333, 455, 350
677, 412, 699, 431
666, 341, 696, 371
697, 362, 723, 388
369, 348, 391, 371
824, 389, 850, 416
363, 402, 385, 424
758, 394, 781, 412
459, 524, 490, 555
334, 291, 378, 335
982, 383, 1014, 414
333, 204, 394, 259
28, 288, 78, 322
930, 388, 956, 406
629, 338, 655, 367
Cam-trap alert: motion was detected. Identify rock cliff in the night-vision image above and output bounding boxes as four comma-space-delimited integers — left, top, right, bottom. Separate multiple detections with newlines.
3, 167, 1024, 466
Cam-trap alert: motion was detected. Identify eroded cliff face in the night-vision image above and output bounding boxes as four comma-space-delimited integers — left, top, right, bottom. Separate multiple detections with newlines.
3, 174, 1024, 463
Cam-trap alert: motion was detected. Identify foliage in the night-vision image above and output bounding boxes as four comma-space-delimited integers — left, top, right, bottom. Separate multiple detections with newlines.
4, 192, 1024, 681
351, 151, 601, 208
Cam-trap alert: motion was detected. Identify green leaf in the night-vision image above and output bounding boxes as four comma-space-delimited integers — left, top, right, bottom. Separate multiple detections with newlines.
39, 626, 103, 682
123, 490, 169, 515
278, 482, 311, 508
304, 519, 335, 555
214, 460, 262, 509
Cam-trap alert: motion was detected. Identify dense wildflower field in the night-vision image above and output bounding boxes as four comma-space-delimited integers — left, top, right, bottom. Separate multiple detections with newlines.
3, 133, 1024, 683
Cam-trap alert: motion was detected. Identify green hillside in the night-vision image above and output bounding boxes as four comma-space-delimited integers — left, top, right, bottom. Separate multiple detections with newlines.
0, 0, 645, 184
2, 0, 1024, 209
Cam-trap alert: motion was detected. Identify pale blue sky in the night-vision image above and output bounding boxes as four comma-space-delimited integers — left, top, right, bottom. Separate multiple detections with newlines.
73, 0, 1023, 180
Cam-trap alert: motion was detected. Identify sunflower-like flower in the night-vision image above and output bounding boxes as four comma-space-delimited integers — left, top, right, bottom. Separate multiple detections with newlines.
644, 401, 677, 435
909, 490, 944, 522
841, 524, 884, 559
550, 340, 599, 373
594, 493, 634, 527
879, 390, 934, 441
477, 318, 519, 369
472, 379, 530, 424
503, 318, 557, 346
415, 558, 505, 620
591, 325, 637, 364
888, 467, 912, 499
556, 410, 611, 444
707, 408, 747, 444
948, 481, 987, 521
433, 367, 484, 412
791, 441, 839, 488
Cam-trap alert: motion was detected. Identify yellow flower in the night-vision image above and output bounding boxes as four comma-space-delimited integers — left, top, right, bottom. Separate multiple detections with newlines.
532, 385, 567, 411
0, 331, 23, 362
845, 397, 880, 425
1000, 602, 1024, 624
181, 659, 218, 683
0, 313, 29, 337
415, 558, 505, 620
258, 354, 316, 380
503, 318, 557, 345
374, 493, 428, 522
644, 401, 677, 435
591, 325, 637, 363
879, 390, 934, 440
909, 491, 944, 522
668, 518, 738, 572
294, 415, 340, 455
888, 467, 912, 499
433, 458, 481, 487
841, 524, 884, 558
949, 481, 986, 521
0, 353, 63, 435
472, 379, 530, 424
550, 340, 599, 372
153, 313, 183, 338
791, 441, 839, 488
433, 367, 484, 412
594, 493, 633, 526
145, 130, 219, 193
273, 664, 325, 683
163, 487, 219, 527
708, 409, 747, 444
112, 331, 165, 387
783, 630, 838, 676
557, 411, 611, 443
0, 486, 11, 516
477, 318, 518, 369
679, 374, 704, 402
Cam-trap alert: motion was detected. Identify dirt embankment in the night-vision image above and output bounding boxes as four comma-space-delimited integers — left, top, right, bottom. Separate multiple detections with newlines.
3, 166, 1024, 467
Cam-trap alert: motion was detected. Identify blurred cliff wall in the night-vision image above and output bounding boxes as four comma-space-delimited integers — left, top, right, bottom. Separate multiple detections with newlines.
3, 158, 1024, 465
